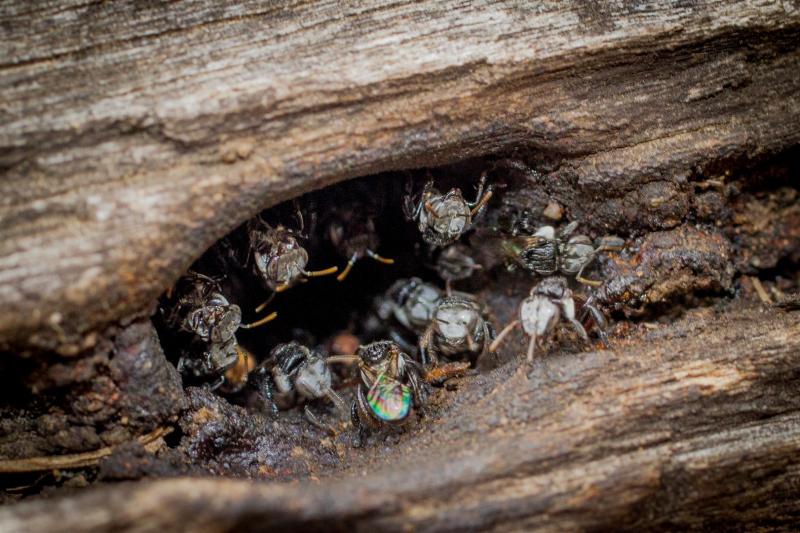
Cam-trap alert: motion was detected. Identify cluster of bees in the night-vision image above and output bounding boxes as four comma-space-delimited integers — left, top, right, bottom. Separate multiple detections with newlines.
161, 172, 624, 445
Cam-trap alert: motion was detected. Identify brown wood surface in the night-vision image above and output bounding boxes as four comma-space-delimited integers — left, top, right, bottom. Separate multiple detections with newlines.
2, 1, 800, 352
2, 2, 800, 530
1, 305, 798, 531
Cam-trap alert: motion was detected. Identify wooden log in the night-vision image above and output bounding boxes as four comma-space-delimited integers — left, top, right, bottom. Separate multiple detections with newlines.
2, 2, 800, 528
1, 306, 798, 531
1, 1, 800, 353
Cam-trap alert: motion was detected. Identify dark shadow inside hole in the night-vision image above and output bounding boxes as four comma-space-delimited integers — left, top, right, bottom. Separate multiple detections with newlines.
153, 164, 497, 375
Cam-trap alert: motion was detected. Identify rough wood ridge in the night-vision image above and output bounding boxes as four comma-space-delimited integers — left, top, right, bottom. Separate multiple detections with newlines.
1, 1, 800, 353
1, 306, 798, 531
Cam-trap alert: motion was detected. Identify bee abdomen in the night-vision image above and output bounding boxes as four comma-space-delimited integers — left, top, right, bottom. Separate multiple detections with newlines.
520, 241, 558, 275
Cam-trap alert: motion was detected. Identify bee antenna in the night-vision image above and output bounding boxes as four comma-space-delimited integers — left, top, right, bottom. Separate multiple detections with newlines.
336, 254, 358, 282
304, 266, 338, 278
366, 250, 395, 265
240, 311, 278, 329
325, 355, 360, 366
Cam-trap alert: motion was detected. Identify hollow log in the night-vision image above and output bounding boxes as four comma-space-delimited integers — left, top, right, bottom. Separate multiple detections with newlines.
1, 1, 800, 531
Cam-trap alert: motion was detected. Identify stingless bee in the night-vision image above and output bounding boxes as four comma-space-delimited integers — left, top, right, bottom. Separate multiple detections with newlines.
433, 243, 482, 294
404, 173, 493, 247
501, 221, 624, 286
418, 293, 495, 367
166, 272, 277, 338
379, 277, 444, 335
249, 211, 338, 295
489, 276, 609, 362
326, 204, 394, 282
177, 339, 251, 391
327, 341, 426, 447
165, 272, 276, 388
248, 342, 348, 433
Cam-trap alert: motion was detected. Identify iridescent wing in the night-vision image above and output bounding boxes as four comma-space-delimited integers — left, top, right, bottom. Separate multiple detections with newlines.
366, 373, 411, 422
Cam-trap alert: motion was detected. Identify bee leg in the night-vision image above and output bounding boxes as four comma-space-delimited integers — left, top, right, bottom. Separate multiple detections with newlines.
584, 301, 611, 349
304, 405, 336, 436
208, 375, 225, 391
575, 260, 602, 287
323, 387, 350, 421
350, 403, 364, 448
526, 334, 537, 363
566, 317, 590, 347
424, 200, 438, 217
445, 279, 452, 296
469, 173, 493, 217
351, 394, 375, 448
404, 365, 427, 416
560, 296, 590, 347
473, 321, 494, 366
249, 369, 279, 416
489, 319, 520, 353
474, 171, 487, 199
418, 325, 437, 367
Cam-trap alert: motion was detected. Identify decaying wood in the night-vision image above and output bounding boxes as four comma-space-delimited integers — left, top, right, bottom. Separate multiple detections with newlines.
2, 1, 800, 352
1, 306, 798, 531
0, 427, 170, 473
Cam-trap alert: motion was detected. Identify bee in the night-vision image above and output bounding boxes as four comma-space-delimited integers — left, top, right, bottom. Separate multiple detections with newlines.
165, 272, 276, 388
219, 344, 256, 394
327, 341, 426, 447
433, 244, 482, 294
418, 293, 495, 367
373, 277, 444, 356
178, 339, 246, 391
500, 221, 624, 286
489, 276, 609, 362
248, 342, 348, 433
326, 204, 394, 282
165, 272, 277, 339
249, 211, 338, 294
379, 277, 444, 335
404, 173, 493, 247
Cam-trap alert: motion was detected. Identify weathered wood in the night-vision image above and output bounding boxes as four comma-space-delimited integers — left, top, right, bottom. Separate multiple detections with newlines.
1, 306, 798, 531
2, 1, 800, 352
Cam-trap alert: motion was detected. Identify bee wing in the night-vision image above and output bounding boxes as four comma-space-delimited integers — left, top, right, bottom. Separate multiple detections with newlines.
366, 373, 411, 421
500, 235, 550, 262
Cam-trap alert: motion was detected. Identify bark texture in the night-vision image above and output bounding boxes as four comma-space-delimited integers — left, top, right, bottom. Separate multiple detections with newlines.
1, 1, 800, 530
1, 306, 798, 531
1, 0, 800, 352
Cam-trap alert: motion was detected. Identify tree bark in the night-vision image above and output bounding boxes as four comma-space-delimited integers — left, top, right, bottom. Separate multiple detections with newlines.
1, 306, 798, 531
1, 1, 799, 352
1, 1, 800, 530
